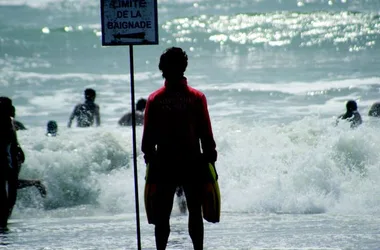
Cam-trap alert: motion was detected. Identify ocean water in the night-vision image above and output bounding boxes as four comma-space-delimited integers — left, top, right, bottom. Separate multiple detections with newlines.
1, 0, 380, 249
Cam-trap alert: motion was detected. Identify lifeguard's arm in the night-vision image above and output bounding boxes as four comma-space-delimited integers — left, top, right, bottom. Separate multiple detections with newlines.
141, 97, 156, 164
199, 94, 217, 164
95, 105, 101, 126
68, 105, 78, 128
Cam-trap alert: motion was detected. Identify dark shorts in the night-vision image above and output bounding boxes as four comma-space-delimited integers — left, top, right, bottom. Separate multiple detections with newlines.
150, 156, 204, 223
153, 178, 202, 223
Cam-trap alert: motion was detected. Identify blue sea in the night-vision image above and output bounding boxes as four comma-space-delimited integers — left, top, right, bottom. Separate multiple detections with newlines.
1, 0, 380, 249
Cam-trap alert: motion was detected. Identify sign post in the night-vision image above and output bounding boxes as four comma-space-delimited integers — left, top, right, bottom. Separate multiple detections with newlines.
100, 1, 158, 249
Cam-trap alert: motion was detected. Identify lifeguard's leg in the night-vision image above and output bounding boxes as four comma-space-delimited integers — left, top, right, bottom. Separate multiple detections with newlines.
183, 182, 203, 250
154, 183, 177, 250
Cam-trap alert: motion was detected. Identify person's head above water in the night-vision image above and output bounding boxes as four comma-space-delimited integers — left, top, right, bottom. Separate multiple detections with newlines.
136, 98, 147, 112
346, 100, 358, 112
159, 47, 188, 81
0, 96, 13, 118
46, 120, 58, 136
368, 102, 380, 117
84, 88, 96, 102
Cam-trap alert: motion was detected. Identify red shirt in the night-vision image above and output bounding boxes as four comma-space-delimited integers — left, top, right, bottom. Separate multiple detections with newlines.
141, 78, 217, 165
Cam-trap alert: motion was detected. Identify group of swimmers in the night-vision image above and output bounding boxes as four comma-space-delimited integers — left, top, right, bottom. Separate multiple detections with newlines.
67, 87, 148, 128
11, 87, 147, 137
336, 99, 380, 128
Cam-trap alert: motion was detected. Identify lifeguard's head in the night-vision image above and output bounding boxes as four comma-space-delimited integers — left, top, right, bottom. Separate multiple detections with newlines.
159, 47, 188, 81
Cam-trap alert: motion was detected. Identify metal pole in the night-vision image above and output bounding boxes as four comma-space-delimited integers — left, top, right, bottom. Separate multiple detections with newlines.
129, 44, 142, 250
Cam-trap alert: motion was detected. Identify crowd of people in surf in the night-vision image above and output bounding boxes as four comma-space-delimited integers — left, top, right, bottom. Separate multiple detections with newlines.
0, 87, 187, 229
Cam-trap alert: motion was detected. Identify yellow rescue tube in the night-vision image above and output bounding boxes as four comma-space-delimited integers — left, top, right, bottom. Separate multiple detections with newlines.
144, 164, 157, 225
202, 163, 221, 223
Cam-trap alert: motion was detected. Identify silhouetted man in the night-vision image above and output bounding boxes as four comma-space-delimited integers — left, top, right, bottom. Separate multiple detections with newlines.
68, 88, 100, 128
142, 47, 217, 250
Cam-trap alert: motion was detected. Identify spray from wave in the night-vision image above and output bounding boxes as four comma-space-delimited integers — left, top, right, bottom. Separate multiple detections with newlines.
11, 117, 380, 219
15, 127, 132, 212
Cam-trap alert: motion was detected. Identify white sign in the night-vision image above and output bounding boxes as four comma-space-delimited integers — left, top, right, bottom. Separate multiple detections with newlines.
101, 0, 158, 46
